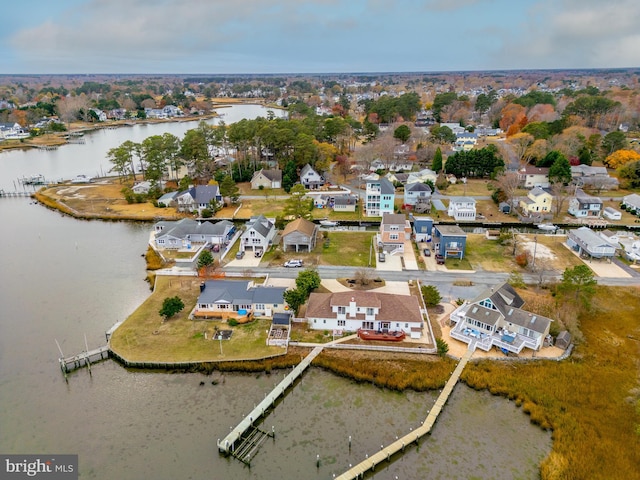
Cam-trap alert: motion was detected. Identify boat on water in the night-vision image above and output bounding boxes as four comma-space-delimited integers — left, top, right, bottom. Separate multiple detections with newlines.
536, 223, 558, 232
319, 219, 339, 227
357, 329, 406, 342
19, 174, 46, 185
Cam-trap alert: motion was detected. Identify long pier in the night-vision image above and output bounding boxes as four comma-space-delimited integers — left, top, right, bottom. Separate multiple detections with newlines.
218, 345, 324, 457
335, 345, 475, 480
0, 190, 33, 198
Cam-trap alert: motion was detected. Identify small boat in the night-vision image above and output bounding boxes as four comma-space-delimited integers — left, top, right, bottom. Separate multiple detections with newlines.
319, 219, 339, 227
357, 329, 406, 342
536, 223, 558, 232
70, 174, 94, 184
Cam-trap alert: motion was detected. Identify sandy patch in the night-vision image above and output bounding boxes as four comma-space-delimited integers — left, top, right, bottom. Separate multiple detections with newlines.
519, 241, 556, 260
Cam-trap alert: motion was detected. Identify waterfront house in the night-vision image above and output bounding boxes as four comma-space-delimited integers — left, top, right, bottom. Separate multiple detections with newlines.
568, 189, 603, 218
133, 180, 165, 195
250, 169, 282, 189
518, 165, 550, 189
333, 195, 357, 212
305, 291, 423, 337
378, 213, 410, 255
240, 215, 276, 254
282, 218, 318, 252
193, 280, 287, 319
175, 185, 222, 214
603, 207, 622, 221
157, 191, 179, 207
412, 216, 433, 242
518, 187, 553, 216
433, 225, 467, 259
154, 218, 235, 249
447, 197, 476, 221
567, 227, 616, 259
90, 108, 107, 122
403, 182, 432, 212
300, 164, 324, 190
449, 282, 553, 354
365, 177, 395, 217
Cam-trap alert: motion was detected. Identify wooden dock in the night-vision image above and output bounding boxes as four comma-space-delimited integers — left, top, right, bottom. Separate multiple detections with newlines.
0, 190, 33, 198
217, 345, 324, 460
335, 346, 475, 480
59, 345, 110, 374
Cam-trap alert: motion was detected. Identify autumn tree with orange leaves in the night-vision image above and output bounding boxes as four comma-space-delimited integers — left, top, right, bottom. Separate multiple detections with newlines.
500, 103, 527, 136
604, 149, 640, 169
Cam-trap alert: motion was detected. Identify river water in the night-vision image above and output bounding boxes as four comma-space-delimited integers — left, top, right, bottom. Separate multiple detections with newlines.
0, 105, 550, 479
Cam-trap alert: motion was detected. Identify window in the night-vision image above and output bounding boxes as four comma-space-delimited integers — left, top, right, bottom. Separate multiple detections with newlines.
366, 308, 374, 316
255, 304, 264, 310
337, 320, 345, 327
338, 306, 346, 314
390, 234, 398, 240
405, 323, 408, 328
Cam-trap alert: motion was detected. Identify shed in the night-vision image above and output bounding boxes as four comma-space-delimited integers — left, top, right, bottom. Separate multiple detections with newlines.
556, 330, 571, 350
499, 202, 511, 214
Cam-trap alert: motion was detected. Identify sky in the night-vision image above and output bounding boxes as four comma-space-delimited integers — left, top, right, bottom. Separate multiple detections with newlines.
2, 0, 639, 74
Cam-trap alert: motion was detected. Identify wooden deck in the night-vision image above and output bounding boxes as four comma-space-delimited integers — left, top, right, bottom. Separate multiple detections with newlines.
335, 346, 475, 480
217, 345, 324, 460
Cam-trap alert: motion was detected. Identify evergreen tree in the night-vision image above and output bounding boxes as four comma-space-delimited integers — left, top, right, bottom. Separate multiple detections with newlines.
432, 147, 443, 173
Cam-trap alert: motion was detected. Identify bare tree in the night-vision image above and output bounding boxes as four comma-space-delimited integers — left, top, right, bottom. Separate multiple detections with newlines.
56, 94, 89, 126
495, 171, 521, 205
354, 268, 373, 286
507, 132, 535, 166
551, 182, 572, 218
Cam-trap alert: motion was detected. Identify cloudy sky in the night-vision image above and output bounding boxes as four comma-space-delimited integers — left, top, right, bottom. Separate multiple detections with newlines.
3, 0, 639, 74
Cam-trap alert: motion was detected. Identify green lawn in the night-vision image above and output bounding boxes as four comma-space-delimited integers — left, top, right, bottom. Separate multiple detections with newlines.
109, 276, 285, 362
319, 231, 376, 267
444, 256, 474, 270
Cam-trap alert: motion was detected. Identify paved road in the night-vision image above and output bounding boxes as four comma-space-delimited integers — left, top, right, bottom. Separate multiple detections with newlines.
221, 265, 640, 288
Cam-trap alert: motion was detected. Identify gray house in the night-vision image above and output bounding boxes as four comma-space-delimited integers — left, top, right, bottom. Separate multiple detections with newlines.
175, 185, 222, 214
411, 216, 433, 242
433, 225, 467, 259
622, 193, 640, 213
568, 189, 603, 218
154, 218, 235, 249
282, 217, 318, 252
567, 227, 616, 259
193, 280, 287, 319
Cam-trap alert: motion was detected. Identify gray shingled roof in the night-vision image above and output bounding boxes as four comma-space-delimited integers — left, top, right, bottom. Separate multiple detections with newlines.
406, 182, 432, 193
379, 177, 395, 195
197, 280, 285, 306
246, 215, 274, 238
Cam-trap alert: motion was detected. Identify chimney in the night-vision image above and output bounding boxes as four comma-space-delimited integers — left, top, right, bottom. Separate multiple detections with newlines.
200, 282, 206, 292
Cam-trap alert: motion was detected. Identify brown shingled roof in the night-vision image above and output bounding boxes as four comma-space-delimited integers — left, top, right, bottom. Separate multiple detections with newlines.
282, 217, 318, 237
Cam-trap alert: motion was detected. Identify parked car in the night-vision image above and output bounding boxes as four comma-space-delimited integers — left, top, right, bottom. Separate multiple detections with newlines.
378, 252, 385, 262
423, 248, 431, 257
254, 249, 263, 257
435, 254, 445, 265
236, 251, 245, 259
212, 244, 220, 252
284, 259, 303, 268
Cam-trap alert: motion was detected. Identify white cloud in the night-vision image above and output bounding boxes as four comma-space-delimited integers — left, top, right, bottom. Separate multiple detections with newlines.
491, 0, 640, 68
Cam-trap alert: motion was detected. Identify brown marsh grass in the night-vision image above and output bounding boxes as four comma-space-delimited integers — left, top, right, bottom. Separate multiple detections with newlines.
462, 286, 640, 480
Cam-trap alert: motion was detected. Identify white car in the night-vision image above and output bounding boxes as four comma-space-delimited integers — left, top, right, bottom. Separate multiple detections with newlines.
284, 259, 303, 268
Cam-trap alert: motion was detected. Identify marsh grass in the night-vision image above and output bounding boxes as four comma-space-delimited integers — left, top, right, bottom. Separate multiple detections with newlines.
461, 286, 640, 480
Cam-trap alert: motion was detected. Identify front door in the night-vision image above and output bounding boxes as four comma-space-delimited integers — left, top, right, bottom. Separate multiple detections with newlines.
380, 322, 390, 332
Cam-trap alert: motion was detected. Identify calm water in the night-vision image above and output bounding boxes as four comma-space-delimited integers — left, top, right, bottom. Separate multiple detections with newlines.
0, 107, 550, 479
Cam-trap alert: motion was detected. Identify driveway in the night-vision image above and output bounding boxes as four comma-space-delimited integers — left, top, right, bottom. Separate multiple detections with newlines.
225, 253, 263, 268
563, 243, 632, 278
369, 281, 410, 295
402, 240, 419, 270
376, 251, 403, 271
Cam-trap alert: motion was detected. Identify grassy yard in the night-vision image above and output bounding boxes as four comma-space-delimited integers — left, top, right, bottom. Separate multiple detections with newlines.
442, 179, 493, 197
109, 276, 285, 362
318, 231, 376, 267
443, 256, 474, 270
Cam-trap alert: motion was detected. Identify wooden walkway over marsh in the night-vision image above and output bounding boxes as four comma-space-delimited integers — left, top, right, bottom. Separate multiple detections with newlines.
217, 345, 324, 460
335, 346, 475, 480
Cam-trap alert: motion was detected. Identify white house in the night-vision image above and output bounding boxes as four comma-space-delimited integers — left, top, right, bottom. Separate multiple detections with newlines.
622, 193, 640, 213
449, 282, 553, 354
403, 182, 432, 212
518, 165, 550, 189
567, 227, 616, 259
240, 215, 277, 254
365, 177, 395, 217
603, 207, 622, 221
447, 196, 476, 221
439, 123, 466, 135
305, 291, 423, 336
300, 164, 324, 189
